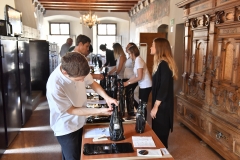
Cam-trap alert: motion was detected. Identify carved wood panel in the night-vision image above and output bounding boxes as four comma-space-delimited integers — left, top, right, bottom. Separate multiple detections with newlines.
177, 0, 240, 159
188, 38, 208, 102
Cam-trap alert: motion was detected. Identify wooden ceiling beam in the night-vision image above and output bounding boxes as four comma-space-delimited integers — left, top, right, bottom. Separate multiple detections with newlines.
42, 4, 132, 7
42, 5, 132, 9
40, 2, 136, 6
38, 0, 140, 12
39, 0, 139, 2
44, 8, 130, 12
44, 7, 130, 10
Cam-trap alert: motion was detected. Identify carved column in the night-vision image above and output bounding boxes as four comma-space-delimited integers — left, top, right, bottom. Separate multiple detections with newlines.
190, 40, 197, 79
180, 20, 192, 96
215, 40, 223, 80
232, 41, 239, 86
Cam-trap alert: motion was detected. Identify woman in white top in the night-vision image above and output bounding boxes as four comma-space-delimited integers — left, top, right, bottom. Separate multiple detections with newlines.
108, 43, 126, 79
123, 45, 152, 120
123, 42, 139, 116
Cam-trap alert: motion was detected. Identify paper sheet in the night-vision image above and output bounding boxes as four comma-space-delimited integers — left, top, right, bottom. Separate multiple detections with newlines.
84, 127, 110, 138
132, 136, 156, 147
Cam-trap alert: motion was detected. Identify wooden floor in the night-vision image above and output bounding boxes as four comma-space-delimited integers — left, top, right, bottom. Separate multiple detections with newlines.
0, 97, 224, 160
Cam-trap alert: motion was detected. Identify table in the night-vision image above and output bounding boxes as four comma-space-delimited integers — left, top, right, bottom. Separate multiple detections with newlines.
81, 123, 174, 160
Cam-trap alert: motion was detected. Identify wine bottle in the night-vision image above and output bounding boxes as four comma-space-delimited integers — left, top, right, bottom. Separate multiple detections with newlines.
135, 99, 147, 133
109, 104, 125, 141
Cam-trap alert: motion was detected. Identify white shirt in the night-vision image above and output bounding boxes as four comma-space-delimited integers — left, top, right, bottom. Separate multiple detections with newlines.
133, 56, 152, 88
116, 55, 125, 79
46, 64, 94, 136
124, 58, 134, 79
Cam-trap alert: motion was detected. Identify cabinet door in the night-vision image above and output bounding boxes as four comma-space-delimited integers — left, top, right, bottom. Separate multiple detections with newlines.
17, 39, 32, 125
188, 39, 208, 103
0, 58, 7, 156
0, 38, 21, 147
210, 38, 240, 125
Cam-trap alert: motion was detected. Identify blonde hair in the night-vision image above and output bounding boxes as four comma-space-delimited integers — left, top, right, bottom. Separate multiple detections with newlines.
113, 43, 125, 59
152, 38, 178, 80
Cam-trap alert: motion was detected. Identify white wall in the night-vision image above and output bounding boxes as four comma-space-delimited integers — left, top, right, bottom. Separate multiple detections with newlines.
0, 0, 15, 19
168, 0, 184, 47
129, 22, 136, 42
14, 0, 36, 28
42, 10, 130, 54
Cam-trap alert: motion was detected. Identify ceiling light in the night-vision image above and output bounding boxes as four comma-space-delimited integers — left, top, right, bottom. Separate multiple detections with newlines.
79, 0, 99, 29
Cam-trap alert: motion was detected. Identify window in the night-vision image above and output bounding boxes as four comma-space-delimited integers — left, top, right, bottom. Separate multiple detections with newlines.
97, 24, 116, 35
49, 22, 70, 35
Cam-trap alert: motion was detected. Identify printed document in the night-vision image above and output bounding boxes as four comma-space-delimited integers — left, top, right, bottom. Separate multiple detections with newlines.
132, 136, 156, 147
84, 127, 110, 138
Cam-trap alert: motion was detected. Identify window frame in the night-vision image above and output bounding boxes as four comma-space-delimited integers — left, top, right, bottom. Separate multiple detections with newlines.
49, 22, 70, 35
97, 23, 117, 36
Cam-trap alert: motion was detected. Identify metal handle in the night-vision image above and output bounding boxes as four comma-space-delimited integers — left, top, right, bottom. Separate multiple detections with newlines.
0, 44, 4, 58
216, 132, 223, 139
189, 113, 193, 119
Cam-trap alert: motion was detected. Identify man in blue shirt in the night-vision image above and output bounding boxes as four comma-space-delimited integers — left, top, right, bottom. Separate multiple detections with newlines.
59, 38, 73, 57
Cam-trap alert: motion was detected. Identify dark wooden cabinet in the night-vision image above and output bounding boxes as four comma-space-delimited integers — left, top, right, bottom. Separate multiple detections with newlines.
176, 0, 240, 159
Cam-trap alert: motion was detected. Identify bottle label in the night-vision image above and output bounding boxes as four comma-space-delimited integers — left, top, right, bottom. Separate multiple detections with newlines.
114, 124, 120, 129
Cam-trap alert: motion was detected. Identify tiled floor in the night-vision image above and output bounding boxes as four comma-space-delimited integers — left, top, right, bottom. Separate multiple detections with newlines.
0, 97, 224, 160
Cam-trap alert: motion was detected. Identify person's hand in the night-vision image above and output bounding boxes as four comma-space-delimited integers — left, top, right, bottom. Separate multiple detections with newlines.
123, 82, 128, 87
95, 74, 104, 80
150, 105, 159, 119
105, 96, 118, 109
108, 71, 112, 75
99, 107, 113, 115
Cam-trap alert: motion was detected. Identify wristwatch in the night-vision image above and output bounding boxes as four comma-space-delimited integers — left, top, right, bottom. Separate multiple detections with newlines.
128, 81, 131, 85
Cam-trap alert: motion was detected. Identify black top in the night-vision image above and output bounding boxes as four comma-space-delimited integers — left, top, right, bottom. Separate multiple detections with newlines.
104, 49, 116, 67
152, 61, 174, 135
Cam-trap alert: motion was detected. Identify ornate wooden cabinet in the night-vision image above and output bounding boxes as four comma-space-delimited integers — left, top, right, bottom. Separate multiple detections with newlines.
176, 0, 240, 159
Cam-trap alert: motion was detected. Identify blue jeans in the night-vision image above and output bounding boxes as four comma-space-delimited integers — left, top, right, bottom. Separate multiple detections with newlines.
56, 128, 83, 160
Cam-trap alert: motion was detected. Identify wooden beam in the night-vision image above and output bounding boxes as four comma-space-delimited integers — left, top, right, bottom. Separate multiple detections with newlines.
38, 0, 139, 12
44, 8, 130, 12
40, 2, 136, 6
39, 0, 139, 2
42, 4, 133, 8
43, 5, 131, 9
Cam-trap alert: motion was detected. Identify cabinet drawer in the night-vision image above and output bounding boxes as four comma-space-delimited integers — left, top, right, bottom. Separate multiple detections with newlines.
210, 122, 232, 150
176, 99, 184, 116
233, 139, 240, 157
184, 107, 199, 126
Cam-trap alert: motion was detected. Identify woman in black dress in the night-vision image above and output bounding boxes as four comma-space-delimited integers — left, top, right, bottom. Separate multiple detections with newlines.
150, 38, 178, 148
